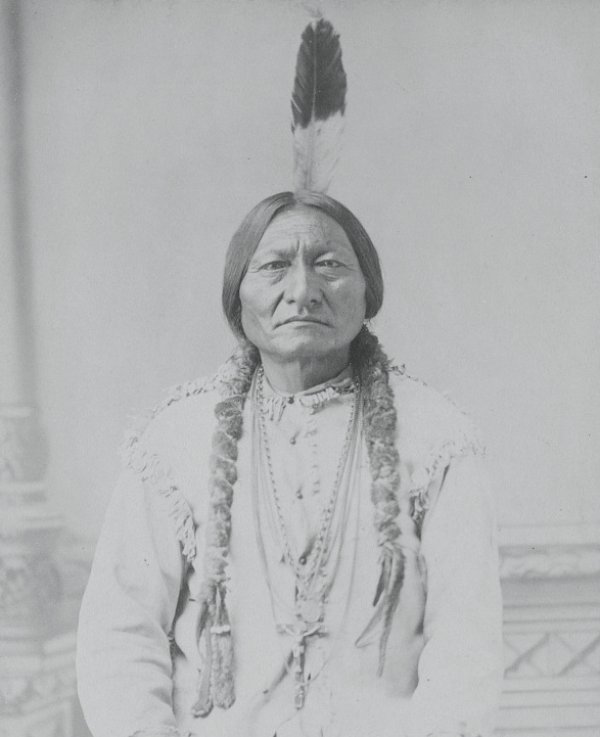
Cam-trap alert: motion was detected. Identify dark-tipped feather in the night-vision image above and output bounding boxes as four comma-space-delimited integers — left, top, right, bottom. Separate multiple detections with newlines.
291, 19, 347, 192
291, 20, 346, 126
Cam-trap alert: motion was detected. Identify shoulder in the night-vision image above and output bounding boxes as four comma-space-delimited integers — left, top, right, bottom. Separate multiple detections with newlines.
117, 361, 248, 562
386, 366, 483, 491
121, 347, 256, 469
121, 374, 221, 475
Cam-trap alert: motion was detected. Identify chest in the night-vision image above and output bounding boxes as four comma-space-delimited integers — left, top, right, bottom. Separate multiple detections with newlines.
226, 422, 426, 701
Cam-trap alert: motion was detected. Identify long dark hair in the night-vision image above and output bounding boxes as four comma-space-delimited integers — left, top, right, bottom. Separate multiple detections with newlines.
222, 191, 384, 338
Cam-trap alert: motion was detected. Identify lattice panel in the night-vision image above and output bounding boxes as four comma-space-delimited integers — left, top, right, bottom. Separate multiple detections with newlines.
504, 631, 600, 679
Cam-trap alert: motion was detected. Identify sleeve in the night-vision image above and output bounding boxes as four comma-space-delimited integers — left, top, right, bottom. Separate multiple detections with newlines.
76, 465, 187, 737
406, 453, 504, 737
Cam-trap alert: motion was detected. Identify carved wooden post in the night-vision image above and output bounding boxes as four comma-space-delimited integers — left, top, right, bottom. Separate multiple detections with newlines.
0, 3, 77, 736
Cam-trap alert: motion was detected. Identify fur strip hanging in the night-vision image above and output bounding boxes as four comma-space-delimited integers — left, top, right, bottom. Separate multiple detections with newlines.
353, 545, 405, 675
210, 584, 235, 709
191, 623, 214, 717
191, 345, 260, 717
377, 546, 405, 676
291, 18, 347, 193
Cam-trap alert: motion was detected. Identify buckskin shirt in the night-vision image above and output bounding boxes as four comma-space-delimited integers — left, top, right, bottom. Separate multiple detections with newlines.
77, 364, 503, 737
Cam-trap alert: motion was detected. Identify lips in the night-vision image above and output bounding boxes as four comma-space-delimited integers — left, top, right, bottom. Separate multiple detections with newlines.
279, 316, 328, 327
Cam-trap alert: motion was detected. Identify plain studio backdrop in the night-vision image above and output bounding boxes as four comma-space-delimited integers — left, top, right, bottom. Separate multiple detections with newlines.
13, 1, 600, 544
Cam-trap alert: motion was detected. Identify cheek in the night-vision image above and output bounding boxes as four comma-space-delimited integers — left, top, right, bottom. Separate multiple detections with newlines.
337, 278, 367, 320
239, 278, 269, 331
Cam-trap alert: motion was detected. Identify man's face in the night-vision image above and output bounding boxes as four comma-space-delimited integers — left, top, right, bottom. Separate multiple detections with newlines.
239, 206, 367, 364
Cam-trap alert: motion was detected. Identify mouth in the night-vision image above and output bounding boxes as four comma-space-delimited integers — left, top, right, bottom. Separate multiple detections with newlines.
278, 316, 329, 327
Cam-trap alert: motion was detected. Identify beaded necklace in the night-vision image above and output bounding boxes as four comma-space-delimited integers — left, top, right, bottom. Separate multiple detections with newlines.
259, 368, 356, 499
256, 366, 358, 585
253, 367, 361, 707
261, 373, 356, 422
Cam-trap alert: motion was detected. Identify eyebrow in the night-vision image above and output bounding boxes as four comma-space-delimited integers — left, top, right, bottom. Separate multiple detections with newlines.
255, 236, 349, 257
255, 241, 300, 257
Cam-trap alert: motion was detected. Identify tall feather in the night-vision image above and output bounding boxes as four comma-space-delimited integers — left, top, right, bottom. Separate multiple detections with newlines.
291, 19, 347, 193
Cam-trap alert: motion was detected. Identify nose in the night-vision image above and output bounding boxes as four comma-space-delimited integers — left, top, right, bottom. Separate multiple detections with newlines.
284, 262, 322, 309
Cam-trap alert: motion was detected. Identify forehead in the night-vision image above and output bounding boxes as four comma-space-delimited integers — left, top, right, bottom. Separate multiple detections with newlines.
256, 206, 354, 254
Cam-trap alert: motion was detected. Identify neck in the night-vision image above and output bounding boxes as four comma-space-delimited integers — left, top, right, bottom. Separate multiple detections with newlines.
260, 348, 351, 393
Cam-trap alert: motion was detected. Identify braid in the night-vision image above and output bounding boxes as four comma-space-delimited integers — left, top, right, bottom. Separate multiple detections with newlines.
192, 342, 259, 717
352, 326, 405, 675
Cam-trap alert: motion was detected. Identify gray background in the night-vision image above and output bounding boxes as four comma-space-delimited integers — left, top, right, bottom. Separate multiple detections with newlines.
11, 0, 598, 538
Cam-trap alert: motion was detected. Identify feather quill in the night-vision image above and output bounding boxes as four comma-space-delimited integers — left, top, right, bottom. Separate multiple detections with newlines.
291, 19, 347, 193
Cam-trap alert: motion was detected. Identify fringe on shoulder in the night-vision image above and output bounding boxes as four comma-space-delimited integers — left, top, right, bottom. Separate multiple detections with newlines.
118, 348, 257, 565
119, 375, 219, 564
408, 428, 484, 529
388, 365, 485, 529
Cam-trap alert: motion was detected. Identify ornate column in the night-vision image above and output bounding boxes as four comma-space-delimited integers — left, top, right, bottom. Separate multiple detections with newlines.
0, 3, 77, 736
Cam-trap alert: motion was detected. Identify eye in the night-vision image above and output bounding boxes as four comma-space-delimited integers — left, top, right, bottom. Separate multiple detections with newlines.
260, 260, 289, 271
315, 259, 343, 269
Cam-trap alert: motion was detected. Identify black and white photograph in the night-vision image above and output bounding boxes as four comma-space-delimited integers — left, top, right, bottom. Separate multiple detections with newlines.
1, 2, 599, 736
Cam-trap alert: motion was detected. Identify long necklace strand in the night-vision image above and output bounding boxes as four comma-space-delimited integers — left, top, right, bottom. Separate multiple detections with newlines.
256, 366, 358, 585
251, 371, 363, 708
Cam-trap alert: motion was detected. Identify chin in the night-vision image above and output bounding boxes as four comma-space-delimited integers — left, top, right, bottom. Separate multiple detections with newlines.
269, 335, 337, 362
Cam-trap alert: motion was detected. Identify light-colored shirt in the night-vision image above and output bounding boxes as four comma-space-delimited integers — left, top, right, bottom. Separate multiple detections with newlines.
76, 365, 503, 737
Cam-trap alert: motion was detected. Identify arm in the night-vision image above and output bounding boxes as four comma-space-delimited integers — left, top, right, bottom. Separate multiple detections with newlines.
77, 465, 187, 737
407, 453, 504, 737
